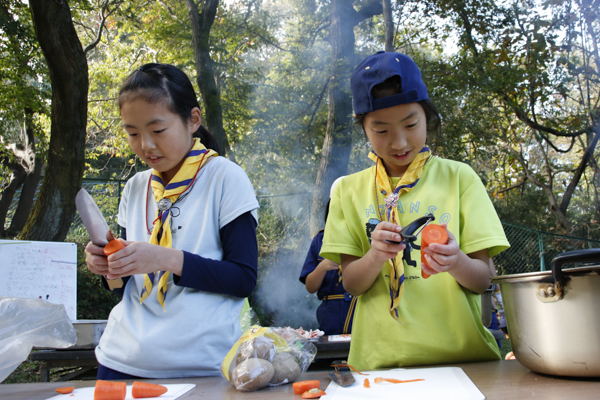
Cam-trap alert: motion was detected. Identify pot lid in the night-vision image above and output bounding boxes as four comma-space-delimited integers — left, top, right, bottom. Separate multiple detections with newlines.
492, 264, 600, 284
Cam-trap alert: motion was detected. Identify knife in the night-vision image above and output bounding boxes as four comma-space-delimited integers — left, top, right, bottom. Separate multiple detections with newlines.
75, 188, 123, 289
328, 360, 356, 387
75, 188, 115, 246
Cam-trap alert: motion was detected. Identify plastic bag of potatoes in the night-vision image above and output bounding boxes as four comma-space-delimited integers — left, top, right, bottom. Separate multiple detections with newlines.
220, 325, 317, 391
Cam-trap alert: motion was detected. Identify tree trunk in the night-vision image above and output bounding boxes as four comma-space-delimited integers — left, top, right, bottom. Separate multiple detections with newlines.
185, 0, 234, 161
9, 156, 42, 235
0, 169, 26, 237
309, 0, 383, 236
22, 0, 88, 242
559, 124, 600, 217
383, 0, 394, 52
8, 109, 42, 236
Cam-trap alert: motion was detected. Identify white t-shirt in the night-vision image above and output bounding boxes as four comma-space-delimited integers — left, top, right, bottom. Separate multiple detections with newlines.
95, 156, 259, 378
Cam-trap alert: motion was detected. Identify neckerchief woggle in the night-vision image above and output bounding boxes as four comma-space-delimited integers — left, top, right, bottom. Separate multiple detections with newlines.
369, 146, 431, 321
140, 137, 217, 311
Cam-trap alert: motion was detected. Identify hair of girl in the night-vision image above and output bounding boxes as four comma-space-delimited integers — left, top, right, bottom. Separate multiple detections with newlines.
119, 63, 221, 153
353, 75, 441, 138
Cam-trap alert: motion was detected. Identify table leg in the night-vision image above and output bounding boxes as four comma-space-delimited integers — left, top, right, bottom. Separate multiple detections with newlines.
39, 362, 49, 383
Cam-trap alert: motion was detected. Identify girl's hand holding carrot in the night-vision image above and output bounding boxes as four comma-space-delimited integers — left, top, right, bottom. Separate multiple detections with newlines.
105, 241, 184, 279
84, 241, 111, 276
420, 223, 460, 277
420, 223, 493, 293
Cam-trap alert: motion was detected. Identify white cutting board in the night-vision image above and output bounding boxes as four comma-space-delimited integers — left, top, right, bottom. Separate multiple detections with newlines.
321, 367, 485, 400
47, 383, 195, 400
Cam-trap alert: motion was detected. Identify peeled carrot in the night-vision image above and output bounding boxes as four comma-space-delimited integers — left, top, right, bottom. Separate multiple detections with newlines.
374, 377, 425, 384
132, 381, 168, 398
55, 386, 75, 394
94, 380, 126, 400
301, 388, 327, 399
292, 380, 320, 395
364, 378, 370, 388
104, 239, 125, 256
420, 224, 448, 279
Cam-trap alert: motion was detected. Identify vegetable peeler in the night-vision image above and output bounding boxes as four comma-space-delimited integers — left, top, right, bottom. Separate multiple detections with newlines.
388, 213, 435, 245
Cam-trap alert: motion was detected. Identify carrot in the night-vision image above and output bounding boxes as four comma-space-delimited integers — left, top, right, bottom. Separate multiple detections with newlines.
55, 387, 75, 394
301, 388, 327, 399
104, 239, 125, 256
132, 381, 168, 398
420, 224, 448, 279
374, 377, 425, 384
364, 378, 370, 388
292, 380, 320, 395
94, 380, 126, 400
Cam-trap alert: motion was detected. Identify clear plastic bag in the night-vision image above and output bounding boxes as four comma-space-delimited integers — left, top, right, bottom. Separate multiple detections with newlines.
0, 297, 77, 383
221, 325, 317, 391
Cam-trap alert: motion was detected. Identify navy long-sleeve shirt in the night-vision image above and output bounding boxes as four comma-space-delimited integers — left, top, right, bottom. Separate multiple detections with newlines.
103, 211, 257, 298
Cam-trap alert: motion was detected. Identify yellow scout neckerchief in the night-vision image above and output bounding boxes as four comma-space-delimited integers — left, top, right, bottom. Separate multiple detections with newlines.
140, 137, 217, 310
370, 146, 431, 321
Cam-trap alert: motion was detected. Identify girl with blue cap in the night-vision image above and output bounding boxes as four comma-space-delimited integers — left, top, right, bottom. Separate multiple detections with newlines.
320, 51, 510, 370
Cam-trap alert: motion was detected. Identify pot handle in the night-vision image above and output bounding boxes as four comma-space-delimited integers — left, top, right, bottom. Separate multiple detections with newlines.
552, 248, 600, 283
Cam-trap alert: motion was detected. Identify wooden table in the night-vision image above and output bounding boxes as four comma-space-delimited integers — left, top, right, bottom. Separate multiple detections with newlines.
1, 360, 599, 399
29, 350, 98, 382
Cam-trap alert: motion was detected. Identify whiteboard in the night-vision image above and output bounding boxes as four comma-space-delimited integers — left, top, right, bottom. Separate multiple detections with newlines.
0, 240, 77, 320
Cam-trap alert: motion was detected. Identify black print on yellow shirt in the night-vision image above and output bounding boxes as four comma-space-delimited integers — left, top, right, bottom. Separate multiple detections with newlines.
365, 217, 420, 269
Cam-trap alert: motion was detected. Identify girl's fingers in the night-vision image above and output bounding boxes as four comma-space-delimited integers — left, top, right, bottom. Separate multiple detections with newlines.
421, 262, 437, 276
375, 221, 402, 233
371, 228, 403, 244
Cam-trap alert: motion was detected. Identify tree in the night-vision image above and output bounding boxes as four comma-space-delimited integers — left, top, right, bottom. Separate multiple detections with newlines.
420, 0, 599, 236
185, 0, 234, 159
0, 0, 47, 237
20, 0, 89, 241
309, 0, 383, 235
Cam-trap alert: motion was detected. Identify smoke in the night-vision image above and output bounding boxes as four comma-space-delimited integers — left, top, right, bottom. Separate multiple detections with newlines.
252, 241, 321, 329
250, 191, 322, 330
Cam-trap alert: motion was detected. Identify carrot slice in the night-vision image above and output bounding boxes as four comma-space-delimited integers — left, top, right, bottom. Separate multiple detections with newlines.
292, 380, 320, 395
132, 381, 168, 398
301, 388, 327, 399
364, 378, 370, 388
420, 224, 448, 279
94, 380, 126, 400
55, 387, 75, 394
104, 239, 125, 256
374, 377, 425, 384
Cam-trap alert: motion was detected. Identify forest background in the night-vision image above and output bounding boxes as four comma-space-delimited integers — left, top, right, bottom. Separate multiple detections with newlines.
1, 0, 599, 330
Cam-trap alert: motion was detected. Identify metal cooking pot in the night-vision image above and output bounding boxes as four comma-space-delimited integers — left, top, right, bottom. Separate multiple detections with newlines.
491, 248, 600, 377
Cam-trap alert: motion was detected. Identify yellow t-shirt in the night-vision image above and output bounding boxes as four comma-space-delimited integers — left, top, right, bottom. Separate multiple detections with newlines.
321, 156, 510, 370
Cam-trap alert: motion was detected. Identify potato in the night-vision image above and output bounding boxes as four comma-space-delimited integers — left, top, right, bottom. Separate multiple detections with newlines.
251, 336, 277, 361
269, 352, 301, 385
231, 358, 275, 391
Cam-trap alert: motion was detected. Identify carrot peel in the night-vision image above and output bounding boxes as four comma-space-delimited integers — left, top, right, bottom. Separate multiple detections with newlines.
94, 380, 126, 400
330, 362, 369, 375
132, 381, 168, 398
55, 387, 75, 394
420, 224, 448, 279
301, 388, 327, 399
292, 380, 320, 395
104, 239, 126, 256
374, 377, 425, 384
364, 378, 370, 388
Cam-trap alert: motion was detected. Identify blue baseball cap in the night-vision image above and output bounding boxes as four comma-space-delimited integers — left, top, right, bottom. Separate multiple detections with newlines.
351, 51, 429, 115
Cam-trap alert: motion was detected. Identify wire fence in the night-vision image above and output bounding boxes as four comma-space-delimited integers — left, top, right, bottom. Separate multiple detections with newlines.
4, 179, 600, 275
494, 222, 600, 275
